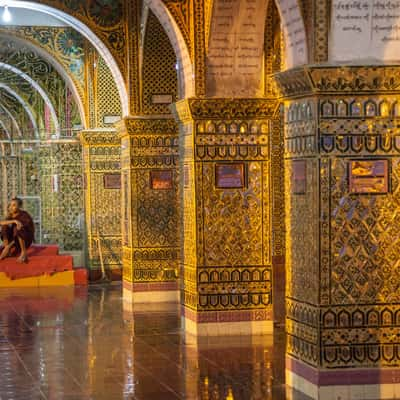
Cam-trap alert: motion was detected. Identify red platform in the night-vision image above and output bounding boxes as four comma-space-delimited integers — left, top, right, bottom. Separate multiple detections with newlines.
0, 244, 87, 285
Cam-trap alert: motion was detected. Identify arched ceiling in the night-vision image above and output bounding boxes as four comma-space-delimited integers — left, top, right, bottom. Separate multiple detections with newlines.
0, 28, 85, 100
0, 7, 66, 26
0, 6, 124, 138
0, 87, 37, 138
0, 103, 22, 137
0, 1, 128, 115
0, 63, 59, 133
0, 32, 85, 137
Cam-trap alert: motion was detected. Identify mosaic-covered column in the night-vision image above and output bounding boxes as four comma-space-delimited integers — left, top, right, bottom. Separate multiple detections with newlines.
275, 65, 400, 385
80, 130, 122, 279
172, 99, 278, 335
118, 117, 180, 303
39, 140, 84, 252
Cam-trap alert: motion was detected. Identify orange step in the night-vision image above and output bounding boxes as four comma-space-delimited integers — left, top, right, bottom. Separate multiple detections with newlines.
0, 255, 73, 280
0, 245, 88, 287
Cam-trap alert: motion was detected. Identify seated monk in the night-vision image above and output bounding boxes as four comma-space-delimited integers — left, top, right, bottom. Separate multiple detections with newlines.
0, 198, 35, 263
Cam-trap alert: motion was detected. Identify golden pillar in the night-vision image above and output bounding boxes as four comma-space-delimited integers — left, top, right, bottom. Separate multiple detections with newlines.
172, 98, 277, 336
80, 130, 122, 279
275, 65, 400, 386
118, 117, 180, 303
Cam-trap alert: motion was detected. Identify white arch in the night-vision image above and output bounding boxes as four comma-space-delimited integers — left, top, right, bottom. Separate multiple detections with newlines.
144, 0, 194, 97
0, 103, 22, 138
0, 1, 128, 116
274, 0, 308, 68
0, 33, 86, 127
0, 62, 59, 134
0, 84, 39, 138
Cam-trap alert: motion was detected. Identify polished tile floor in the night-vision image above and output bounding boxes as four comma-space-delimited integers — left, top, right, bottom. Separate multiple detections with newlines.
0, 284, 309, 400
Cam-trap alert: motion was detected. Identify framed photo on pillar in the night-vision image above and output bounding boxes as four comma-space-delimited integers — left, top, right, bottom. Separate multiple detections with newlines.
183, 164, 190, 188
215, 163, 246, 189
103, 173, 121, 189
150, 170, 173, 190
349, 159, 389, 194
292, 160, 306, 194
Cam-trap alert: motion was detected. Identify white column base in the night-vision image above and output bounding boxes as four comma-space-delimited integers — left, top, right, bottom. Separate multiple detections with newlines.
182, 316, 273, 336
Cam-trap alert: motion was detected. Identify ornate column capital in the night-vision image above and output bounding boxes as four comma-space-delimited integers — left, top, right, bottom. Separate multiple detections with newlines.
275, 65, 400, 99
116, 116, 179, 138
172, 98, 279, 123
79, 129, 120, 146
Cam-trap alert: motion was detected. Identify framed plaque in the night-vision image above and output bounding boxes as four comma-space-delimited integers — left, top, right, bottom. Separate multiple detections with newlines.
184, 165, 190, 188
150, 170, 173, 190
349, 159, 389, 194
103, 115, 121, 125
293, 160, 306, 194
104, 173, 121, 189
215, 163, 245, 189
51, 174, 59, 193
151, 94, 173, 104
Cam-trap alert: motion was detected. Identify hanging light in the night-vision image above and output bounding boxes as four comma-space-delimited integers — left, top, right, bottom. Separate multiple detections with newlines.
2, 6, 11, 23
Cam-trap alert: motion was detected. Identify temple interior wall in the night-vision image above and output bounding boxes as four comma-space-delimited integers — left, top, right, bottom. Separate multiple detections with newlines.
3, 0, 400, 372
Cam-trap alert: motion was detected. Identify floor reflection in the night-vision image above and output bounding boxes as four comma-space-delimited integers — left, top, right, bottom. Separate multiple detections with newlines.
0, 284, 287, 399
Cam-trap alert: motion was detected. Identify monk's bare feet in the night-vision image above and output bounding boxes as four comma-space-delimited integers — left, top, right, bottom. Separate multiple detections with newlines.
17, 253, 28, 264
0, 242, 14, 260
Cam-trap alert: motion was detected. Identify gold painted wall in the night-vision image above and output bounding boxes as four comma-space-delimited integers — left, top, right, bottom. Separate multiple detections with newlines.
96, 57, 122, 128
0, 142, 83, 252
142, 11, 178, 114
39, 142, 84, 251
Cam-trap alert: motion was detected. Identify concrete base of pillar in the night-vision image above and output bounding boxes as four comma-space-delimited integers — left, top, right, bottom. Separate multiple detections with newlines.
182, 306, 273, 336
122, 281, 179, 303
183, 331, 274, 347
286, 355, 400, 400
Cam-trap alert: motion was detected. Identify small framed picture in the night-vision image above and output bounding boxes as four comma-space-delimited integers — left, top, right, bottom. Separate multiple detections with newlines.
150, 170, 173, 190
184, 165, 190, 188
104, 174, 121, 189
349, 159, 389, 194
293, 160, 306, 194
215, 163, 246, 189
151, 94, 173, 104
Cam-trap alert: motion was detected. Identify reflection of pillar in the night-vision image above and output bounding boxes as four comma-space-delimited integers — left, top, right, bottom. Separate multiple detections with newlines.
86, 288, 130, 398
183, 334, 273, 399
80, 130, 122, 279
275, 65, 400, 391
118, 117, 179, 303
122, 301, 183, 399
172, 99, 276, 335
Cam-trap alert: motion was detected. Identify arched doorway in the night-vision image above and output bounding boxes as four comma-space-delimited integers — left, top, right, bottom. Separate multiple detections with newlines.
0, 5, 124, 278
